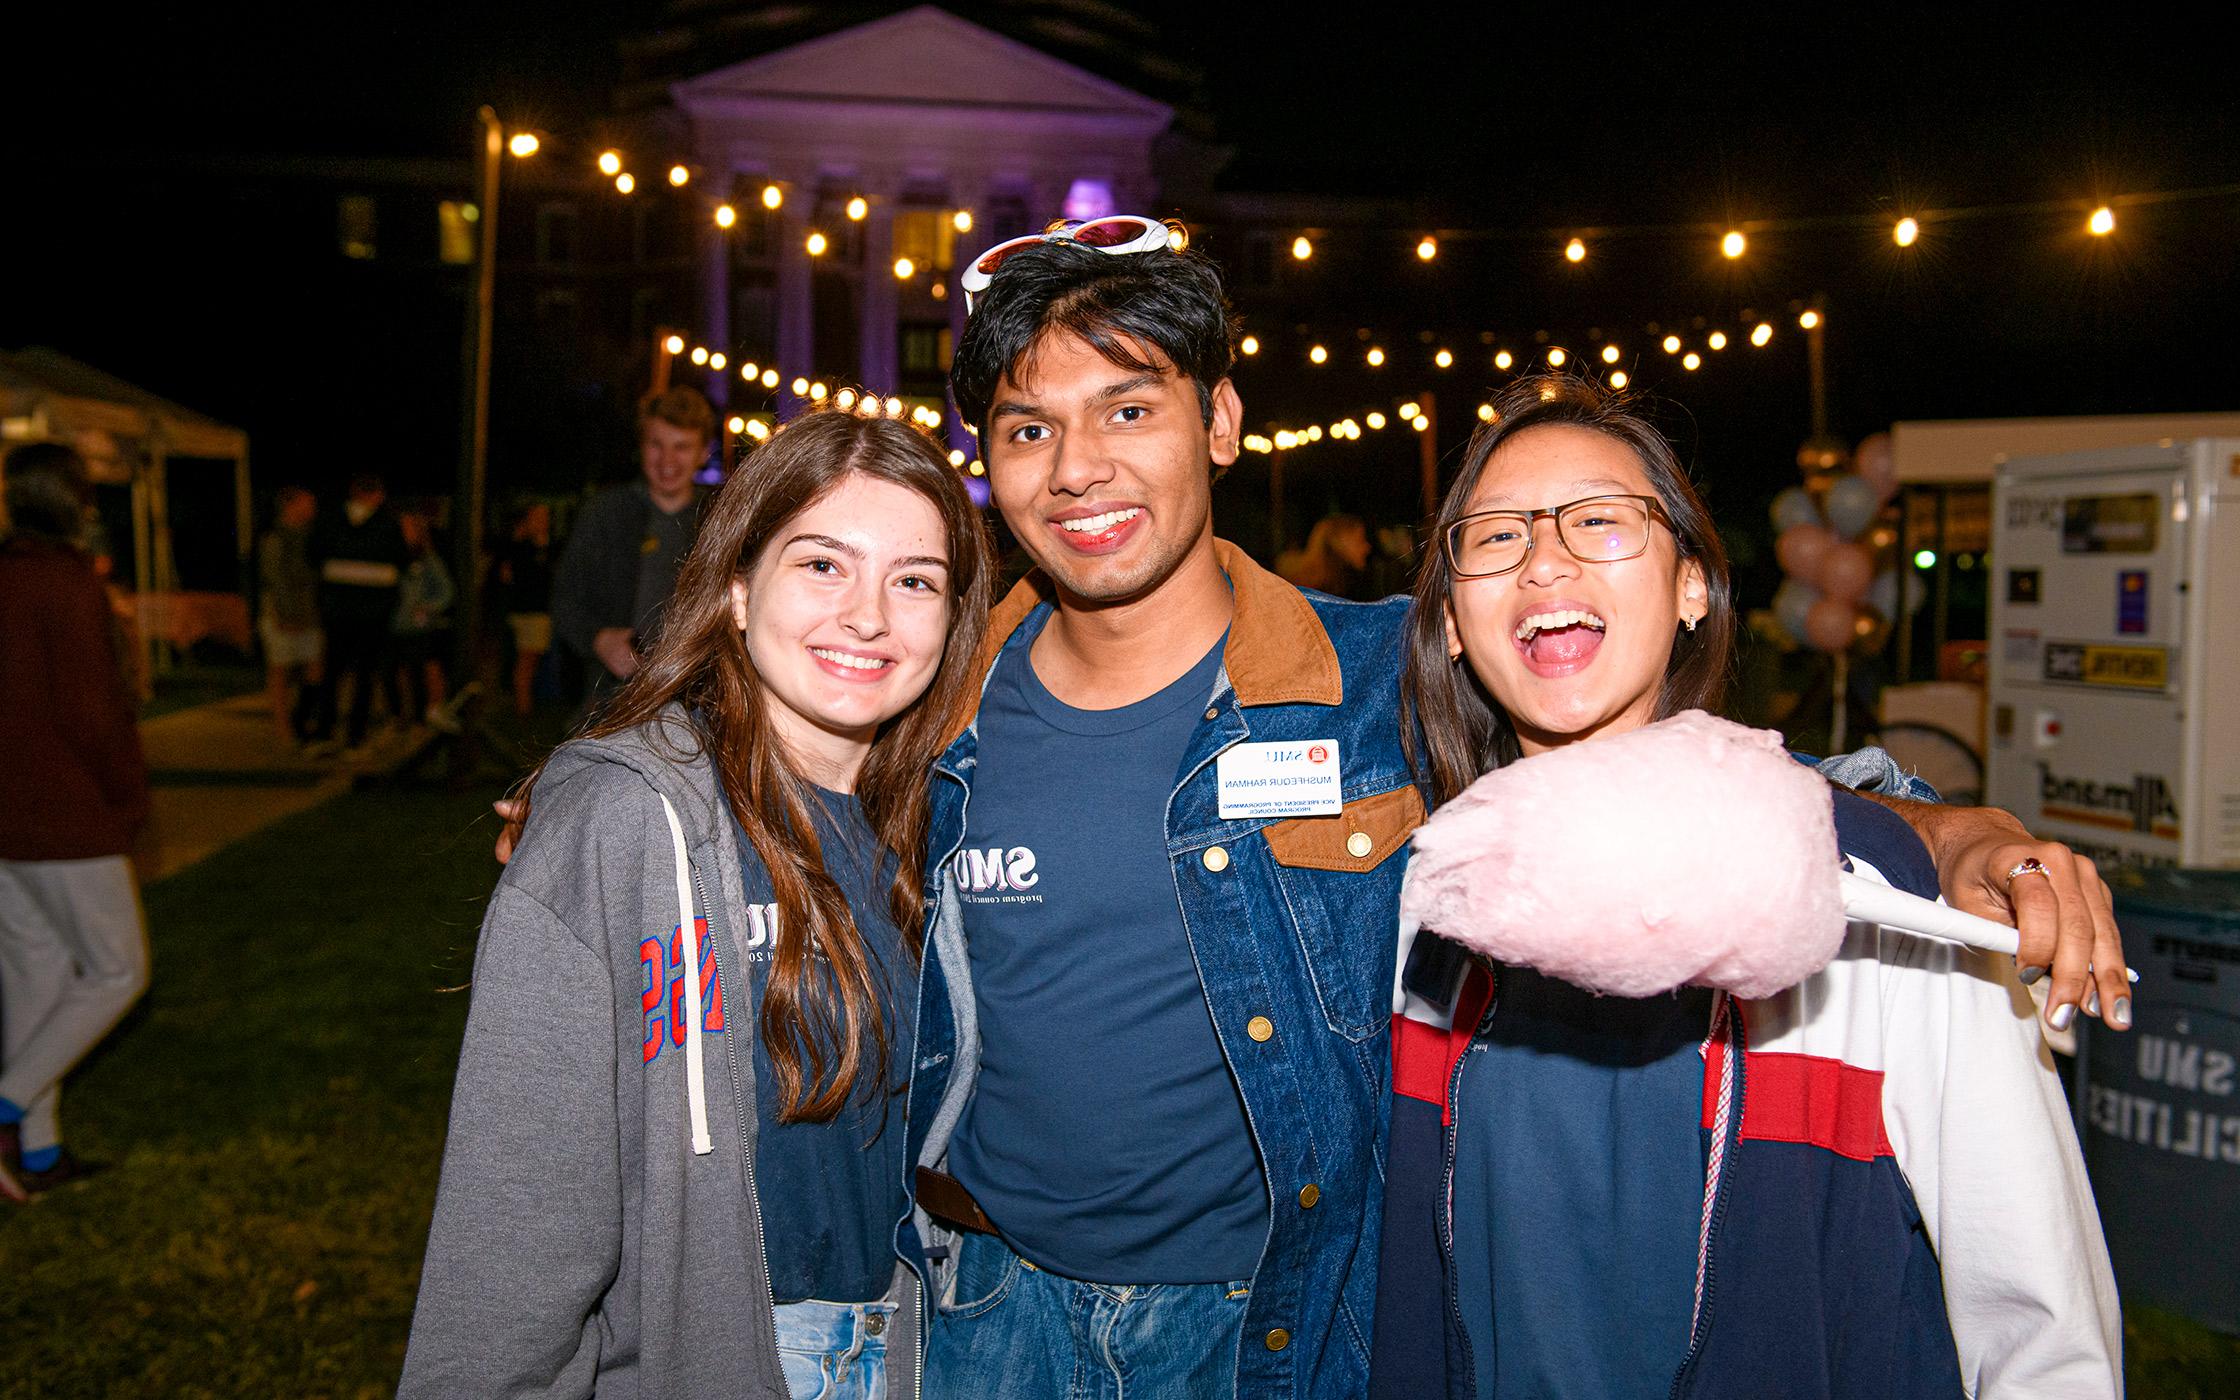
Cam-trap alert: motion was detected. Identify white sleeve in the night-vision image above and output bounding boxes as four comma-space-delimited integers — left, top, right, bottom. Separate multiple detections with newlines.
1877, 925, 2124, 1398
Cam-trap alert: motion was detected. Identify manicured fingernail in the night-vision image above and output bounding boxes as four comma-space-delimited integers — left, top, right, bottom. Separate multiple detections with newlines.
2050, 1003, 2076, 1032
2127, 968, 2140, 985
2085, 988, 2100, 1017
2111, 997, 2132, 1029
2017, 966, 2046, 986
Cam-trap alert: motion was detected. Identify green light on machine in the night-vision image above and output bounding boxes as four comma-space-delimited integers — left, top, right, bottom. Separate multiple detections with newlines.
1913, 549, 1938, 570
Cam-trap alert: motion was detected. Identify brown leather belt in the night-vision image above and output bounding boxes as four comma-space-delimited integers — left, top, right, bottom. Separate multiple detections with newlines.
915, 1166, 999, 1236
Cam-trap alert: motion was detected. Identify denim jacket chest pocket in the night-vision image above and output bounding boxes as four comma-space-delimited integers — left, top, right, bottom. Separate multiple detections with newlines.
1261, 781, 1426, 1040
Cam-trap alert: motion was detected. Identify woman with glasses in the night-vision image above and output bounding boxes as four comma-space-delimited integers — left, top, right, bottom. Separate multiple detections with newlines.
1368, 376, 2120, 1399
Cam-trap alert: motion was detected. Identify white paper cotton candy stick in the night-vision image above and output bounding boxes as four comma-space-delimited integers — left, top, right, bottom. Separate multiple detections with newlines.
1837, 870, 2020, 956
1401, 710, 1849, 1000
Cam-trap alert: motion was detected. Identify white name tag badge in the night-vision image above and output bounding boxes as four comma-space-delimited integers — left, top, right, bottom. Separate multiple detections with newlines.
1216, 740, 1344, 819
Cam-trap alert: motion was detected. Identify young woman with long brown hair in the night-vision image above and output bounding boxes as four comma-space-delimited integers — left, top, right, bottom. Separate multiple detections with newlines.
1370, 376, 2120, 1399
402, 410, 994, 1400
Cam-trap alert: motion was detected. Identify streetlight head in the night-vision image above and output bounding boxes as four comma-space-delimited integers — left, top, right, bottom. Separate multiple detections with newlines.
508, 132, 540, 158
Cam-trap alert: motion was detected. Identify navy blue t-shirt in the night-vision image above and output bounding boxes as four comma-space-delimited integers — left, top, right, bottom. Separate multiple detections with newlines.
946, 611, 1267, 1282
731, 787, 913, 1304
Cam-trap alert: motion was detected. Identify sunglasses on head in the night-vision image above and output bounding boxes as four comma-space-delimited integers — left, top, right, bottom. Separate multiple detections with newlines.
958, 216, 1187, 311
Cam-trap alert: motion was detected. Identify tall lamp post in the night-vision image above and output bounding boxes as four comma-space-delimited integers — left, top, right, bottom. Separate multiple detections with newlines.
453, 106, 514, 691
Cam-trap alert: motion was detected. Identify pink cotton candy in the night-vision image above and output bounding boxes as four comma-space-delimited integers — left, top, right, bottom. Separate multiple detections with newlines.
1401, 710, 1845, 1000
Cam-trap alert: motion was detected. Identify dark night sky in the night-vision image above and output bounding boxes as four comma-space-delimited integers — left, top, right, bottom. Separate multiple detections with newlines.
10, 3, 2236, 571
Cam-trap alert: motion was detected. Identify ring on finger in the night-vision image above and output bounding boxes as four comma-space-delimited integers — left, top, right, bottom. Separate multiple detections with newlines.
2004, 857, 2051, 886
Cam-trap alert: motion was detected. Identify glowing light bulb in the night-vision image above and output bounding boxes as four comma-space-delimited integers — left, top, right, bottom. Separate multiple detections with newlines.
1366, 347, 1385, 367
1546, 347, 1567, 367
1662, 335, 1682, 354
1721, 230, 1747, 259
761, 184, 783, 210
1564, 237, 1587, 263
689, 346, 709, 365
968, 461, 985, 477
1609, 370, 1629, 389
662, 334, 685, 355
885, 397, 903, 417
846, 196, 868, 221
834, 388, 857, 410
1751, 322, 1774, 347
714, 203, 737, 229
1683, 352, 1701, 370
1412, 415, 1430, 431
1799, 310, 1821, 330
1240, 335, 1260, 356
708, 352, 726, 371
894, 257, 915, 279
1476, 403, 1495, 422
597, 150, 622, 176
1494, 350, 1513, 371
738, 363, 756, 382
1914, 549, 1937, 569
1275, 431, 1297, 450
1435, 348, 1453, 368
952, 209, 973, 233
1707, 331, 1728, 351
508, 132, 540, 158
805, 231, 828, 256
1399, 402, 1421, 420
1306, 425, 1323, 442
1308, 344, 1328, 365
791, 377, 809, 396
948, 450, 966, 467
1366, 412, 1387, 430
746, 419, 770, 440
1292, 235, 1313, 261
615, 172, 636, 194
809, 382, 827, 402
2088, 205, 2115, 236
726, 416, 745, 435
1893, 216, 1919, 247
761, 369, 779, 389
1416, 236, 1438, 261
1600, 344, 1620, 364
1166, 225, 1188, 251
668, 165, 690, 187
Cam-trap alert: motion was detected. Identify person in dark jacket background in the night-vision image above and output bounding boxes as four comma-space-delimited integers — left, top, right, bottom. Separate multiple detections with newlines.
305, 472, 409, 752
0, 441, 152, 1202
549, 386, 712, 714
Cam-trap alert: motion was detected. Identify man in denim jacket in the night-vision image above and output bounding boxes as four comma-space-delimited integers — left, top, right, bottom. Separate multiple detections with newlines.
898, 236, 2128, 1399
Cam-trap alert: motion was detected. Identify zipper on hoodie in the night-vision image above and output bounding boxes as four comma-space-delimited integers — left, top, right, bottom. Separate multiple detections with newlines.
693, 864, 784, 1380
1666, 997, 1746, 1400
1439, 963, 1496, 1399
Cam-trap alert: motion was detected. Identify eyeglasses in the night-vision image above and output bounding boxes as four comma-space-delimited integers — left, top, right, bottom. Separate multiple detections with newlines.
958, 215, 1186, 311
1443, 494, 1673, 580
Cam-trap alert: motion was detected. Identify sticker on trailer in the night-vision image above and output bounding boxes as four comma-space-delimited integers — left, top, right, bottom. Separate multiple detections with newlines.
2118, 570, 2149, 634
2041, 641, 2168, 690
2037, 763, 2181, 840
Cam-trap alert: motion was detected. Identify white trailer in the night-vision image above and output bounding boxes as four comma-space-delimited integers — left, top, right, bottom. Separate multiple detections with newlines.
1985, 439, 2240, 870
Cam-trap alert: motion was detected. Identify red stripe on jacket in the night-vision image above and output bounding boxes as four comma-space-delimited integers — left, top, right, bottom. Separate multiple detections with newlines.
1392, 966, 1493, 1126
1702, 1040, 1895, 1162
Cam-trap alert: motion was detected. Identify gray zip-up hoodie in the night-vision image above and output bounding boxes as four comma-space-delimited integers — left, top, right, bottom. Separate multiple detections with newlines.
401, 711, 922, 1398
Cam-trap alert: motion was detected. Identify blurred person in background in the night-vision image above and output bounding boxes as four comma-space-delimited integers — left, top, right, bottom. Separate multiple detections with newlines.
499, 501, 555, 717
306, 472, 409, 754
550, 387, 712, 715
258, 485, 323, 744
0, 442, 151, 1202
392, 508, 456, 732
1276, 511, 1373, 598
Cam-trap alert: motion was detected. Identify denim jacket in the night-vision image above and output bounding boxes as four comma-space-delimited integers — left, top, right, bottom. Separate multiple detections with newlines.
899, 541, 1424, 1399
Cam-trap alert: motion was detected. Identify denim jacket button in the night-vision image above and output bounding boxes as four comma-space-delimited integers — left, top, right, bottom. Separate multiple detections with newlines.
1203, 707, 1219, 721
1202, 845, 1231, 872
1297, 1183, 1320, 1208
1265, 1328, 1292, 1352
864, 1312, 886, 1336
1345, 830, 1374, 858
1246, 1015, 1274, 1042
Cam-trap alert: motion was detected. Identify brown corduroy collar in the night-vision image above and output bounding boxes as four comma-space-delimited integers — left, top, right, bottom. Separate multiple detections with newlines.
950, 538, 1343, 741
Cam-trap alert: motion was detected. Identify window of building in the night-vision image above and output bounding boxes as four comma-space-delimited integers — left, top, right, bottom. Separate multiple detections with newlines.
535, 202, 582, 266
437, 201, 478, 265
338, 195, 378, 260
894, 209, 959, 273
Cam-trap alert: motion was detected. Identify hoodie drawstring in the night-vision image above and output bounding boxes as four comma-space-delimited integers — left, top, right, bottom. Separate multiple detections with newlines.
659, 795, 716, 1156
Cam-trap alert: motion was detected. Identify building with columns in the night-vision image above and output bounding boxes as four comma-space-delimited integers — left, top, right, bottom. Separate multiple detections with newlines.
669, 5, 1174, 455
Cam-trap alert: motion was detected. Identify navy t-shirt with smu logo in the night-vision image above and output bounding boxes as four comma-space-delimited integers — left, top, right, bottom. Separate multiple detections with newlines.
946, 611, 1267, 1283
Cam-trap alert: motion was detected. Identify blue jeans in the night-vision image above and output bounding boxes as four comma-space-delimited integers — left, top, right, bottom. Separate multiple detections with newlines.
924, 1232, 1252, 1399
774, 1298, 896, 1400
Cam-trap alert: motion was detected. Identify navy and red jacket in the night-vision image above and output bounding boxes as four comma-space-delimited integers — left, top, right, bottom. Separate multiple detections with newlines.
1370, 794, 2123, 1399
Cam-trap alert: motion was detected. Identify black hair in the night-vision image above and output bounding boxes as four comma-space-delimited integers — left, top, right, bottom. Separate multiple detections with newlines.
950, 240, 1238, 441
3, 441, 93, 542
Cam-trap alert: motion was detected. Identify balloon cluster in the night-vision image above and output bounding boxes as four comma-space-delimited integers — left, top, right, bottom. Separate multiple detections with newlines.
1770, 432, 1901, 652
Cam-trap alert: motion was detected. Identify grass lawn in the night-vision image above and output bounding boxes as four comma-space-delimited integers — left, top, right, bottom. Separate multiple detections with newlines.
5, 745, 2238, 1396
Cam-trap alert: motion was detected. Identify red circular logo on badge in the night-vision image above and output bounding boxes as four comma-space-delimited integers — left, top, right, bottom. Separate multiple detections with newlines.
1307, 744, 1329, 763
